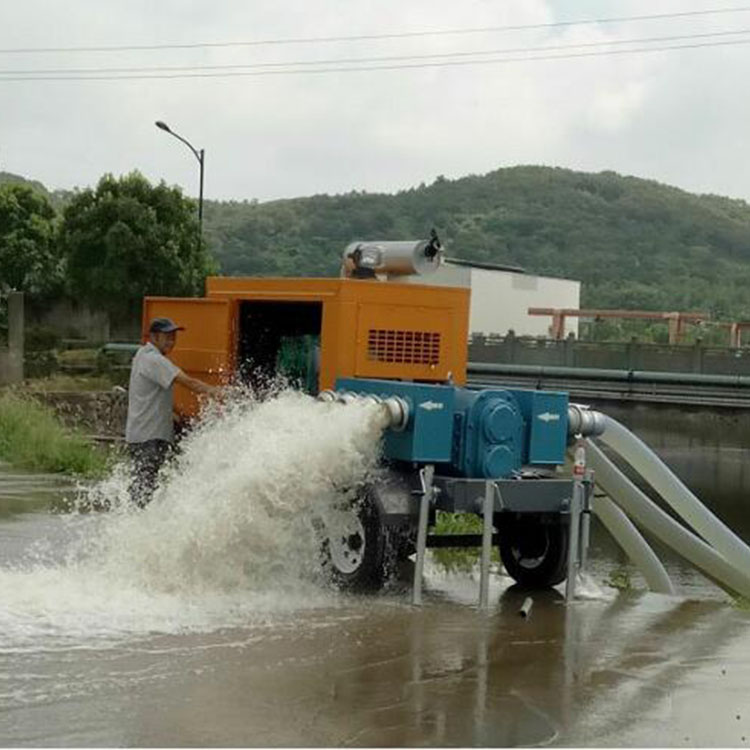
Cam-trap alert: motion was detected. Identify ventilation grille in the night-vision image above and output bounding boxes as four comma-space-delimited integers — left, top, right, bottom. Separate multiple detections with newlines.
367, 329, 441, 365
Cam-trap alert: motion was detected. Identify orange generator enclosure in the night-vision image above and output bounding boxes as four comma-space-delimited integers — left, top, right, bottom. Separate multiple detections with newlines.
142, 277, 470, 418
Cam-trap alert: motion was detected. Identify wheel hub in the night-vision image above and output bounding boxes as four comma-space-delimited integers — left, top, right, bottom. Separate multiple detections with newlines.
325, 510, 366, 574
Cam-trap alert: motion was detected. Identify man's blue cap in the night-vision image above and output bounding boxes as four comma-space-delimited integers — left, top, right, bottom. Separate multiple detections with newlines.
149, 317, 185, 333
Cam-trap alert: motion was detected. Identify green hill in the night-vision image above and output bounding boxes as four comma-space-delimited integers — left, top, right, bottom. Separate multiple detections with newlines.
0, 171, 49, 195
203, 166, 750, 319
9, 165, 750, 320
0, 171, 70, 211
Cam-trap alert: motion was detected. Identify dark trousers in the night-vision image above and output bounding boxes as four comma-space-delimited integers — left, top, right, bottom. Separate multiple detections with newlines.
128, 439, 170, 508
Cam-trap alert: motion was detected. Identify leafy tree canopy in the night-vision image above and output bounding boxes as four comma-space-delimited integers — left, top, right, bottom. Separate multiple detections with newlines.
59, 172, 216, 317
0, 183, 62, 296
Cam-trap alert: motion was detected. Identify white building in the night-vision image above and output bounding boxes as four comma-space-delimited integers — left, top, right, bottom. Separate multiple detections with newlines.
394, 257, 581, 337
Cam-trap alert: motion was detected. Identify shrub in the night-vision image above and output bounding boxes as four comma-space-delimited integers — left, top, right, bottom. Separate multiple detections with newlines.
0, 392, 108, 477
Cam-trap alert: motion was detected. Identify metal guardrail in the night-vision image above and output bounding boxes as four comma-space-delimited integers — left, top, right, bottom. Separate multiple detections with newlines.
467, 362, 750, 409
468, 362, 750, 387
468, 335, 750, 378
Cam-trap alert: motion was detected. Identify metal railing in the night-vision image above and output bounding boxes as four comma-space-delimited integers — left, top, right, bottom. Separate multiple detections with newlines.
468, 333, 750, 377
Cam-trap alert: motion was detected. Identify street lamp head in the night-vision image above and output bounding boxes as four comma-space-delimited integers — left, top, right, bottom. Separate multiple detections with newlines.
155, 120, 171, 133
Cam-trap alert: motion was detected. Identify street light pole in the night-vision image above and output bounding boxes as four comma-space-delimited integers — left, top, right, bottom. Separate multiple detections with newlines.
155, 120, 205, 246
197, 147, 204, 236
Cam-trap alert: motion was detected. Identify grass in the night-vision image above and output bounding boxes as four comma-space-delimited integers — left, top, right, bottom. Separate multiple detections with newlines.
434, 511, 483, 535
0, 391, 109, 477
605, 566, 634, 591
730, 595, 750, 611
432, 511, 499, 572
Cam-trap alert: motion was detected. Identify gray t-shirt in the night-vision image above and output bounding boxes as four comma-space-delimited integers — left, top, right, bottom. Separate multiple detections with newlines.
125, 342, 181, 444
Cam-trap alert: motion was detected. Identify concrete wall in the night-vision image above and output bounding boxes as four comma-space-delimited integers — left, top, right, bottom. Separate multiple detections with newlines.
28, 299, 142, 344
31, 298, 110, 342
0, 292, 24, 385
110, 316, 142, 343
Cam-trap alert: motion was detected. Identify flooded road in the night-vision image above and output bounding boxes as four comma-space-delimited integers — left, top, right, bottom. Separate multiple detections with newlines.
6, 578, 749, 748
3, 418, 750, 746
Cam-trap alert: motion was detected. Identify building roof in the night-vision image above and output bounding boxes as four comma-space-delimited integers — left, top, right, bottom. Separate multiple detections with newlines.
444, 256, 526, 274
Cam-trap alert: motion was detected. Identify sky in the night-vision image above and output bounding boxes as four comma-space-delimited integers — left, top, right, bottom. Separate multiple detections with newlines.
2, 0, 750, 203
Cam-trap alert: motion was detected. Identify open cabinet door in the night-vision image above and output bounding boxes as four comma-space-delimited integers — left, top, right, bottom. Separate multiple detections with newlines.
142, 297, 234, 419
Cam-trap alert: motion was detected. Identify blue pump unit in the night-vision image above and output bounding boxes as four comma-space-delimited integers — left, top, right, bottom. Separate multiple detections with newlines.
334, 377, 569, 478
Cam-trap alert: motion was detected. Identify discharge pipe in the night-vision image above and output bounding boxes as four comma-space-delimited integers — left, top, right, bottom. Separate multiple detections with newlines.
317, 390, 410, 432
568, 403, 606, 438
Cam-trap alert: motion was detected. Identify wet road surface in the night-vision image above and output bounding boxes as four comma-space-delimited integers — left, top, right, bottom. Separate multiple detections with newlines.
2, 464, 750, 747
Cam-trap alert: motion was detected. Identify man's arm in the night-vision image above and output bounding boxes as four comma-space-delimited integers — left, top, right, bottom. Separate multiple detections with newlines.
174, 370, 221, 397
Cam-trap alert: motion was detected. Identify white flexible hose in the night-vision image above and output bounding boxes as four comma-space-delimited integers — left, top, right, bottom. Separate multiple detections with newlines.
599, 415, 750, 574
592, 494, 675, 595
587, 439, 750, 600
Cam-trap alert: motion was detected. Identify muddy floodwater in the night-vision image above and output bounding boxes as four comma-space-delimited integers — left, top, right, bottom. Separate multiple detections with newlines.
3, 436, 750, 747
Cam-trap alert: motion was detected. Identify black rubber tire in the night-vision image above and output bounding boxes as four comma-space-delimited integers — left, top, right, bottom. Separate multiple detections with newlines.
321, 488, 388, 592
498, 514, 569, 588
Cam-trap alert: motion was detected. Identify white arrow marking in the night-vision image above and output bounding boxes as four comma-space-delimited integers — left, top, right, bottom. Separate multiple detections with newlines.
419, 400, 444, 411
538, 412, 561, 423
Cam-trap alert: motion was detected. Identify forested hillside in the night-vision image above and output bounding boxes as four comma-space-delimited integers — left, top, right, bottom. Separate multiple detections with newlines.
0, 171, 69, 212
8, 166, 750, 319
203, 166, 750, 319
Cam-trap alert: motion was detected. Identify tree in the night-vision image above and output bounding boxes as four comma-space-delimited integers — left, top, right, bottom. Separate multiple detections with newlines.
0, 184, 62, 295
59, 172, 217, 318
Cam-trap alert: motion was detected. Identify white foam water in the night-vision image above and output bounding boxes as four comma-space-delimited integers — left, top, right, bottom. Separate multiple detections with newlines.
572, 572, 612, 601
0, 391, 386, 647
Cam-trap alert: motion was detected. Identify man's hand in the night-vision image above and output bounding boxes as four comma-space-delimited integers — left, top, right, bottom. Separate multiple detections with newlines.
175, 370, 222, 397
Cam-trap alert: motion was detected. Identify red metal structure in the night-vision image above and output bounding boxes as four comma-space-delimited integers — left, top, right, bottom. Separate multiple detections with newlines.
528, 308, 709, 345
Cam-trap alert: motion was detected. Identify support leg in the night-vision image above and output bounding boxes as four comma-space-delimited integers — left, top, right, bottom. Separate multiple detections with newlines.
579, 475, 593, 575
479, 481, 494, 608
412, 464, 434, 606
565, 478, 584, 603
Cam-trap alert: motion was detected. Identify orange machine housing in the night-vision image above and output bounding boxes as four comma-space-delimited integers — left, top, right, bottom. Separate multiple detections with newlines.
143, 277, 470, 418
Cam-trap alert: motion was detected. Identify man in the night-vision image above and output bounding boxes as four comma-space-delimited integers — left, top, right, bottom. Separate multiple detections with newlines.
126, 317, 219, 507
